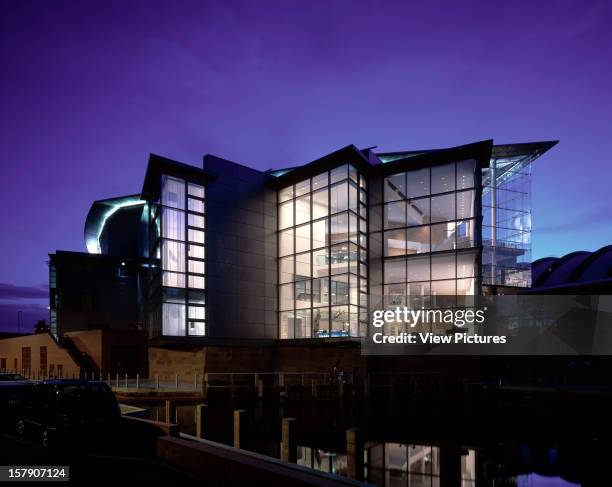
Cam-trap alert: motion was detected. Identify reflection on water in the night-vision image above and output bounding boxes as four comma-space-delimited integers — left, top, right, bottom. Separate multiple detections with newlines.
129, 401, 589, 487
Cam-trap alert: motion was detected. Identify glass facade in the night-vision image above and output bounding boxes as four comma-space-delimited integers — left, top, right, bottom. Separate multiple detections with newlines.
482, 155, 532, 287
377, 160, 480, 334
278, 164, 368, 338
149, 176, 206, 336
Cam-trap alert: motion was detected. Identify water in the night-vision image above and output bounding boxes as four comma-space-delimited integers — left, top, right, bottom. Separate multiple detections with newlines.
125, 396, 607, 486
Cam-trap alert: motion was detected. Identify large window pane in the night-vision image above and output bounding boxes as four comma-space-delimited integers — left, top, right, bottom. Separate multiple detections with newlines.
384, 173, 406, 202
406, 168, 430, 198
188, 213, 205, 228
385, 259, 405, 283
456, 190, 476, 220
279, 201, 294, 229
280, 283, 294, 311
385, 201, 406, 229
431, 163, 455, 194
407, 198, 430, 226
187, 183, 205, 198
313, 308, 329, 337
456, 159, 476, 190
295, 224, 310, 253
295, 309, 311, 338
188, 275, 205, 289
162, 176, 185, 209
349, 213, 358, 244
295, 195, 310, 225
407, 255, 430, 282
188, 259, 205, 274
295, 252, 311, 279
406, 226, 430, 254
162, 303, 185, 336
457, 251, 477, 277
330, 305, 350, 336
330, 274, 350, 305
162, 240, 185, 272
312, 277, 329, 306
330, 213, 348, 244
295, 179, 310, 197
188, 198, 205, 214
349, 184, 359, 213
188, 244, 204, 259
163, 271, 185, 288
279, 229, 294, 256
279, 186, 294, 202
313, 249, 329, 277
431, 193, 455, 223
295, 280, 311, 309
312, 189, 328, 219
431, 253, 456, 280
330, 244, 350, 275
431, 223, 455, 252
330, 164, 348, 184
280, 256, 294, 283
384, 229, 406, 257
162, 208, 185, 240
280, 311, 295, 339
456, 220, 476, 249
330, 182, 348, 214
312, 172, 328, 190
187, 229, 205, 243
312, 219, 328, 249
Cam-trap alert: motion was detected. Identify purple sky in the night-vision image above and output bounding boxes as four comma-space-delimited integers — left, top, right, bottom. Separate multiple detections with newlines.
1, 0, 611, 332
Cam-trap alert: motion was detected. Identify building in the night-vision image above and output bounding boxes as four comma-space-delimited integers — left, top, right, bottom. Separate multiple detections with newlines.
42, 139, 556, 376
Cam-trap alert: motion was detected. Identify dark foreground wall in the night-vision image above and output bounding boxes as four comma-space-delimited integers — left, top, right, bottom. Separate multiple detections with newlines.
204, 155, 278, 339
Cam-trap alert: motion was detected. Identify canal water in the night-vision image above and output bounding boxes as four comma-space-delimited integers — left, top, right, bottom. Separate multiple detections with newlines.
125, 396, 601, 486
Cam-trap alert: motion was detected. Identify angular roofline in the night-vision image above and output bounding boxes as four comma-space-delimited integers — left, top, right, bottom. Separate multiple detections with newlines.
267, 144, 372, 189
140, 153, 215, 202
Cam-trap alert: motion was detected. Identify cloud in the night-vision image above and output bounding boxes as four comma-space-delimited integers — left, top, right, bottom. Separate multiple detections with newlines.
0, 283, 48, 300
0, 303, 48, 334
538, 206, 612, 235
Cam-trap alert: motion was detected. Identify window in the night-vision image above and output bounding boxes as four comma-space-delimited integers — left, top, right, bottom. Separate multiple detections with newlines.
162, 208, 185, 240
188, 183, 205, 198
406, 168, 430, 198
156, 175, 206, 337
279, 166, 367, 338
382, 160, 479, 303
384, 173, 406, 202
162, 303, 185, 336
188, 229, 205, 244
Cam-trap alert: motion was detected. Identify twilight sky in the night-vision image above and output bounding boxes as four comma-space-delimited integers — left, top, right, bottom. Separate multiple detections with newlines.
1, 0, 611, 331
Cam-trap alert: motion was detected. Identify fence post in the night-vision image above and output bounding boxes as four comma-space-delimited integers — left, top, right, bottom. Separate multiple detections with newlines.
195, 404, 207, 438
124, 373, 128, 389
175, 374, 179, 390
165, 400, 173, 424
115, 373, 119, 388
194, 373, 198, 390
156, 374, 160, 389
233, 410, 246, 449
136, 374, 140, 390
311, 379, 318, 399
281, 418, 297, 463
